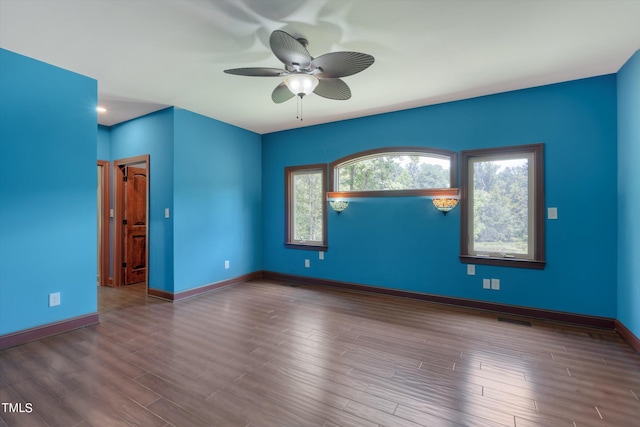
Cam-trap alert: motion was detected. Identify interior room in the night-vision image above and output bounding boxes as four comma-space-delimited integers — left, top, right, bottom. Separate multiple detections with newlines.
1, 1, 639, 426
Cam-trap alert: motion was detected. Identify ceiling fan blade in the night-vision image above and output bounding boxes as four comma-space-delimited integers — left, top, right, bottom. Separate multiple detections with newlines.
311, 52, 375, 78
313, 78, 351, 100
224, 67, 286, 77
272, 82, 295, 104
269, 30, 312, 70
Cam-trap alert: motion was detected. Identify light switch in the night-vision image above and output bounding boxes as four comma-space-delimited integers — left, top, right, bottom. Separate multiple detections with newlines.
548, 207, 558, 220
49, 292, 61, 307
467, 264, 476, 275
165, 208, 170, 219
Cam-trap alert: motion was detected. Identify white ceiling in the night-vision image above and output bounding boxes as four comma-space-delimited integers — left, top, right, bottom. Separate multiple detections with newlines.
1, 0, 639, 134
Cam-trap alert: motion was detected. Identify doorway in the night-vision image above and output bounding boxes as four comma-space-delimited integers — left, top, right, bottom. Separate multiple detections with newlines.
97, 160, 110, 285
113, 155, 149, 291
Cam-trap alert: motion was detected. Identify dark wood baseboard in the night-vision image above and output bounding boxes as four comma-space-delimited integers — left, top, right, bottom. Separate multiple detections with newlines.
148, 271, 263, 302
615, 319, 640, 353
147, 287, 174, 301
0, 313, 99, 350
260, 271, 617, 330
175, 271, 263, 301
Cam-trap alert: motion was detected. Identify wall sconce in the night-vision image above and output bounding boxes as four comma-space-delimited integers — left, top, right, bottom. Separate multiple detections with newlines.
329, 200, 349, 214
432, 198, 459, 215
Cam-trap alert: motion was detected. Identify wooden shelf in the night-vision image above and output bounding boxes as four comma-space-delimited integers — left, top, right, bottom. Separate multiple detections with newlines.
327, 188, 459, 199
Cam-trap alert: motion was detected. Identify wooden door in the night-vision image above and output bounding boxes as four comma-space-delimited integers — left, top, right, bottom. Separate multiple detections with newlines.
124, 166, 147, 285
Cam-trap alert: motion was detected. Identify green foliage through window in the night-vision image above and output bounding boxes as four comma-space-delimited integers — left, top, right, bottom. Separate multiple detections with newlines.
292, 171, 324, 243
471, 157, 530, 255
285, 164, 327, 249
336, 153, 451, 192
460, 144, 545, 269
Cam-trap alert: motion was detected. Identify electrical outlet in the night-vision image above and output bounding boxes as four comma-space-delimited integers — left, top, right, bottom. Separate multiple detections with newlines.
467, 264, 475, 275
483, 279, 491, 289
491, 278, 500, 290
319, 251, 324, 260
224, 260, 230, 269
304, 259, 310, 268
49, 292, 61, 307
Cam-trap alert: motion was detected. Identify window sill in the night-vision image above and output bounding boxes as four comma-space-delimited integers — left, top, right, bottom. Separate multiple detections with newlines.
459, 255, 546, 270
285, 242, 328, 251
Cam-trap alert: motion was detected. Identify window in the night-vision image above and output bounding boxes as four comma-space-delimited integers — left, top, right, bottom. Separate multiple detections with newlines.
329, 147, 457, 197
460, 144, 545, 269
285, 164, 327, 250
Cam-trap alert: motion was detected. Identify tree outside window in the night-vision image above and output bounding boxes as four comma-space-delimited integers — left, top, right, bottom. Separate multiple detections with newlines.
285, 165, 327, 250
330, 147, 457, 197
460, 144, 545, 269
336, 154, 451, 191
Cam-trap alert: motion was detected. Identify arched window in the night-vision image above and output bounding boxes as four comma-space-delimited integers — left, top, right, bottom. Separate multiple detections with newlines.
329, 147, 457, 197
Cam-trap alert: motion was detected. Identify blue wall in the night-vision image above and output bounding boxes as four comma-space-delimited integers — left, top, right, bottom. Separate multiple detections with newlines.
97, 125, 110, 160
110, 108, 175, 293
0, 49, 98, 335
1, 47, 633, 340
617, 50, 640, 337
263, 76, 618, 318
173, 110, 262, 292
104, 108, 262, 294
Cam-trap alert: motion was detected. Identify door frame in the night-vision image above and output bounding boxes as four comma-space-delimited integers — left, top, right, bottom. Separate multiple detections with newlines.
97, 160, 111, 285
113, 154, 150, 290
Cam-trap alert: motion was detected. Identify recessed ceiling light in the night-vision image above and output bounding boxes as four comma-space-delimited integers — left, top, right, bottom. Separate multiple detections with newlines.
96, 106, 107, 113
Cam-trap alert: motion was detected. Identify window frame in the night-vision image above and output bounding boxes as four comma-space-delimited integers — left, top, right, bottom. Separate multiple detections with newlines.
460, 143, 545, 269
328, 146, 458, 197
284, 164, 328, 251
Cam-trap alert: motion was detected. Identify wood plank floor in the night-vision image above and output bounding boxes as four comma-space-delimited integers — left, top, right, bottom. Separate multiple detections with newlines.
1, 279, 639, 426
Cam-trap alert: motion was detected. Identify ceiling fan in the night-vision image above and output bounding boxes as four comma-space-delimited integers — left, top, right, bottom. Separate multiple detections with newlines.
224, 30, 375, 106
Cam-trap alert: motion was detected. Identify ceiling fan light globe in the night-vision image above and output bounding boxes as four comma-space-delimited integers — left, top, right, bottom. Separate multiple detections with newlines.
284, 74, 319, 96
